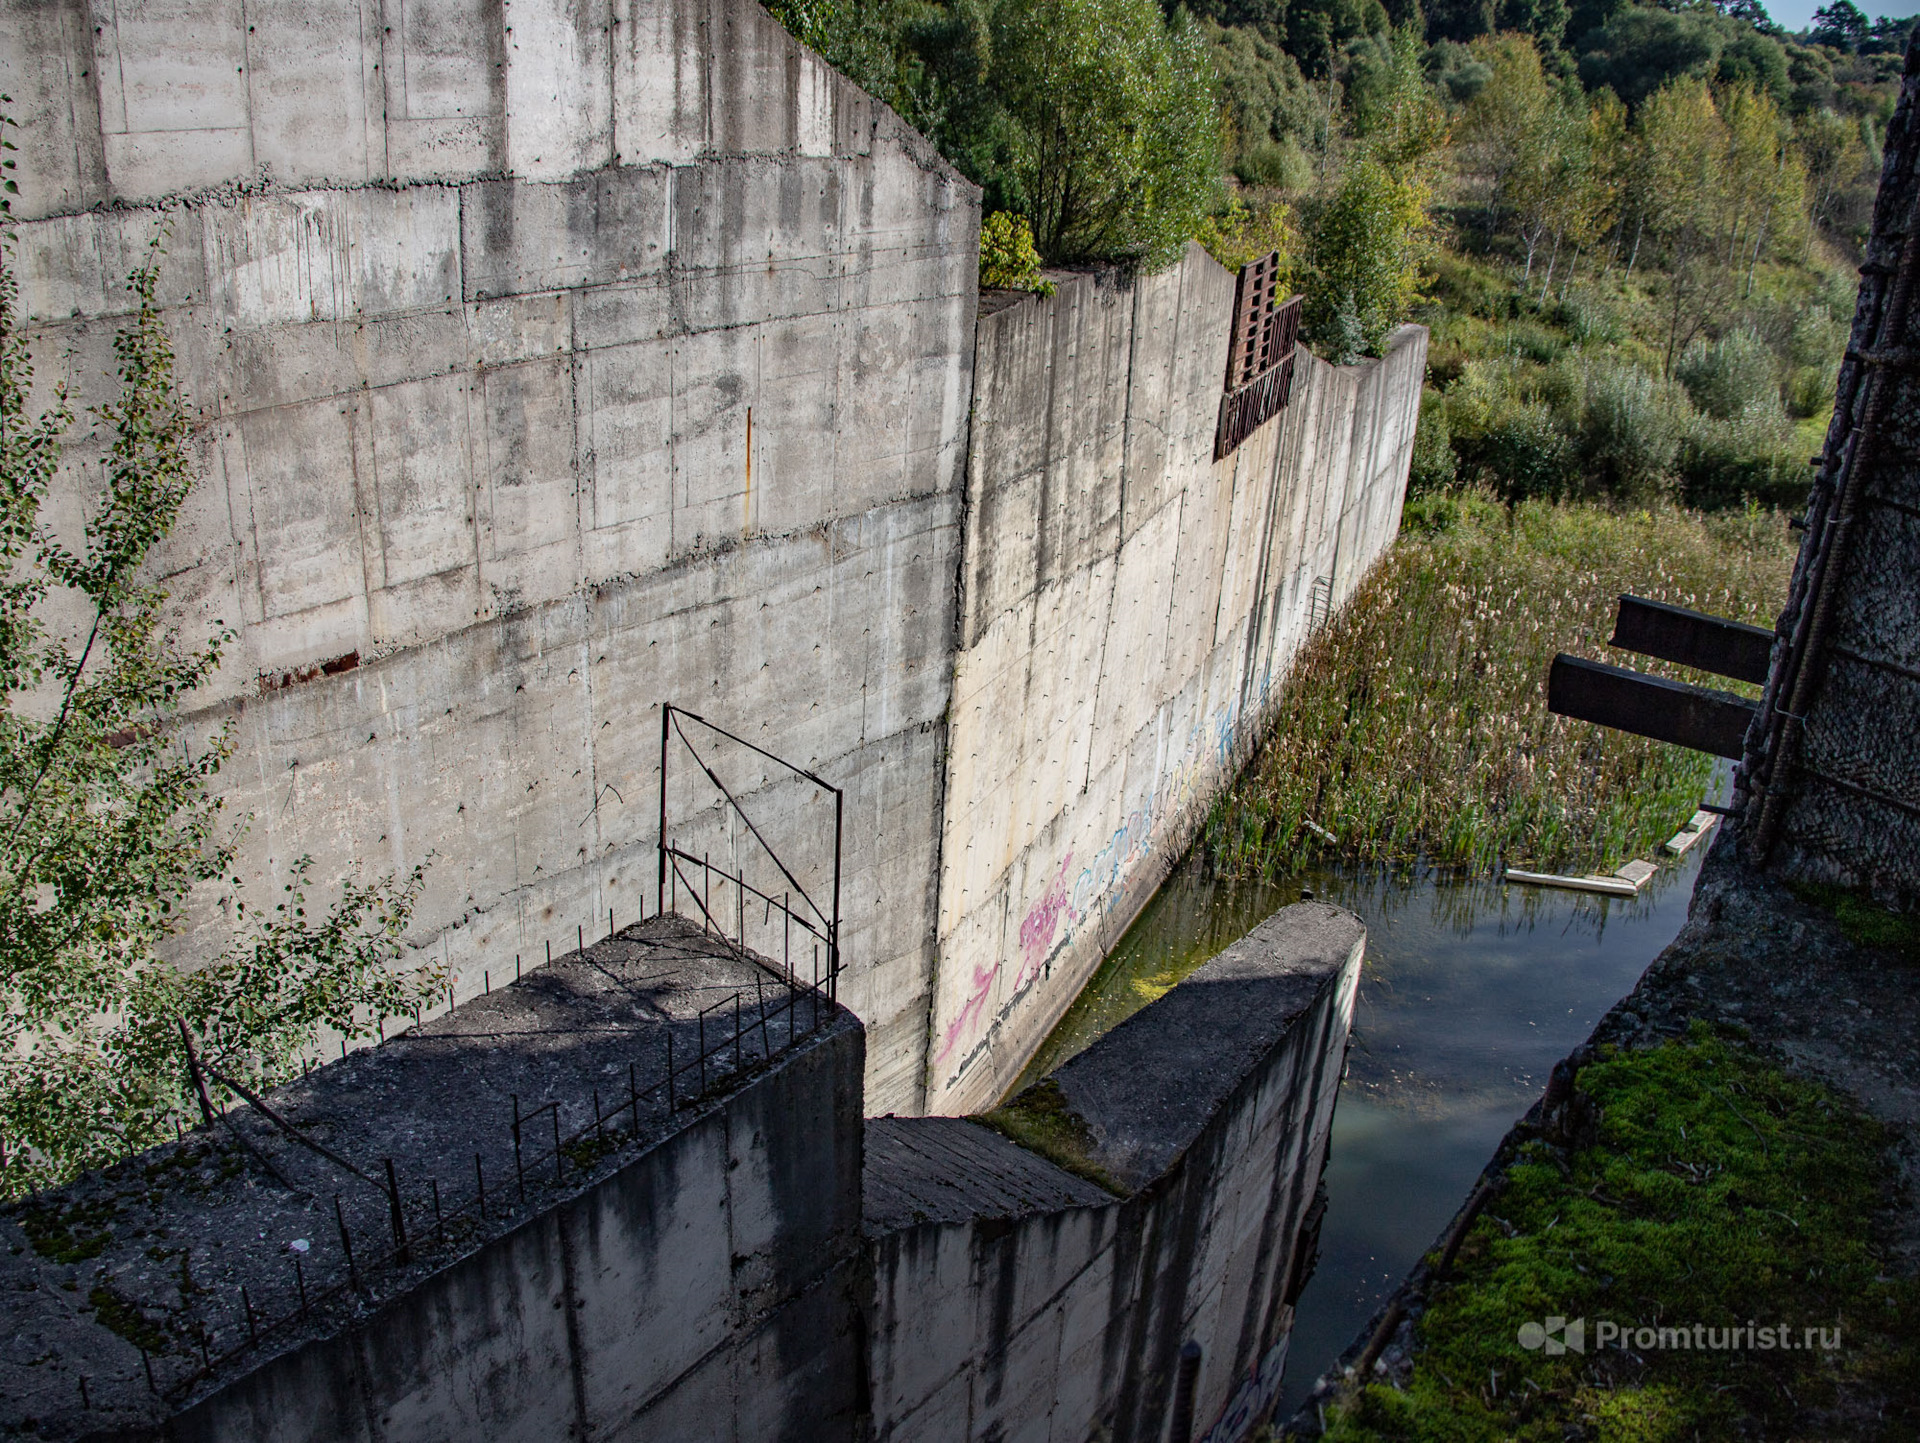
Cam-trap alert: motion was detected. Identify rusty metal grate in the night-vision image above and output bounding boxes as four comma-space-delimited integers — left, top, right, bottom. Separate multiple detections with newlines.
1218, 262, 1302, 460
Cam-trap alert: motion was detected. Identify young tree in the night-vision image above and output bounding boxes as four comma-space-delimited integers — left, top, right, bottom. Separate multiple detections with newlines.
1637, 80, 1807, 376
1300, 29, 1444, 361
0, 123, 439, 1199
991, 0, 1222, 266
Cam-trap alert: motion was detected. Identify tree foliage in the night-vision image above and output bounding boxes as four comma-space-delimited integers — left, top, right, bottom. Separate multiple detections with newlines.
0, 151, 439, 1197
1299, 30, 1446, 360
769, 0, 1221, 268
989, 0, 1221, 266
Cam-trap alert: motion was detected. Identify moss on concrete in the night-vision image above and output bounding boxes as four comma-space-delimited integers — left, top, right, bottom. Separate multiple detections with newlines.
1321, 1025, 1920, 1440
974, 1080, 1125, 1196
1789, 880, 1920, 966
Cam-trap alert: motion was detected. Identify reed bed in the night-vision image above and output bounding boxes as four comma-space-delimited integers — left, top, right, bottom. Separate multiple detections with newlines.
1203, 490, 1797, 880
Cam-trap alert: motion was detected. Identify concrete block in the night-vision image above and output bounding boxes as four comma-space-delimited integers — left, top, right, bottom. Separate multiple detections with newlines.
243, 0, 382, 184
610, 0, 709, 164
570, 1111, 737, 1420
502, 0, 614, 178
0, 0, 108, 220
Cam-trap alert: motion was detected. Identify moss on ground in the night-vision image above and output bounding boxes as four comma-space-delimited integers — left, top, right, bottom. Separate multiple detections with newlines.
1788, 881, 1920, 968
974, 1079, 1124, 1196
1322, 1025, 1920, 1441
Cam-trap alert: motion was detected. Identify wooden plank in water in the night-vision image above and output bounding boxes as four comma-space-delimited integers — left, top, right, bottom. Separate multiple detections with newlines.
1504, 868, 1640, 897
1665, 810, 1719, 855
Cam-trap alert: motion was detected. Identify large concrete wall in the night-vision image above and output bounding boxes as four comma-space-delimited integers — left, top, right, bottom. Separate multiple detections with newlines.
866, 903, 1364, 1443
929, 257, 1423, 1112
1, 0, 978, 1115
1, 3, 1423, 1125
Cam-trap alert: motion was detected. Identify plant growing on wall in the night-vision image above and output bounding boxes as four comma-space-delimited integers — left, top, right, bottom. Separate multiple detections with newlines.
978, 211, 1056, 291
0, 116, 439, 1199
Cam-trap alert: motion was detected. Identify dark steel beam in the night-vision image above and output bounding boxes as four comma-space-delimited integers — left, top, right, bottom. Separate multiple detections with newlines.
1608, 595, 1773, 685
1548, 655, 1758, 760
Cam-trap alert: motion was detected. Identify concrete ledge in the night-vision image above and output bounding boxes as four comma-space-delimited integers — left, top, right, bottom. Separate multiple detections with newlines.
1051, 901, 1366, 1193
864, 902, 1365, 1443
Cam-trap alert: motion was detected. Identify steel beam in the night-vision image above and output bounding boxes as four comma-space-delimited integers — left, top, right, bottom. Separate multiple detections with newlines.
1608, 594, 1773, 685
1548, 654, 1758, 759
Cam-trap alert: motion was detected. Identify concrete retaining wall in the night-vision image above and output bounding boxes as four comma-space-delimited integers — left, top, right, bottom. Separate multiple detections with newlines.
866, 902, 1365, 1442
929, 258, 1423, 1112
1, 0, 977, 1115
1, 2, 1422, 1121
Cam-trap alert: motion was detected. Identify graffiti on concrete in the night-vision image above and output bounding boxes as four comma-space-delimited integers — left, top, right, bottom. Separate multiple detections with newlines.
939, 667, 1287, 1089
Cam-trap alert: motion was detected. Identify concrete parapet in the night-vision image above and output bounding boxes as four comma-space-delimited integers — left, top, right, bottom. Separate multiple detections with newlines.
866, 902, 1365, 1443
0, 914, 867, 1442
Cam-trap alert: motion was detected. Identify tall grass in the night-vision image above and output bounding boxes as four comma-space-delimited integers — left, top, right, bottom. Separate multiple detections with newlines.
1202, 491, 1796, 880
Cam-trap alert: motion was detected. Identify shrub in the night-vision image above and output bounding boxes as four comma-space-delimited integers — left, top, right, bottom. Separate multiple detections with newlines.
1409, 390, 1457, 494
1678, 409, 1804, 510
1194, 194, 1297, 274
1580, 357, 1687, 500
1675, 328, 1781, 421
992, 0, 1222, 267
1234, 137, 1315, 191
979, 211, 1053, 292
1553, 288, 1626, 345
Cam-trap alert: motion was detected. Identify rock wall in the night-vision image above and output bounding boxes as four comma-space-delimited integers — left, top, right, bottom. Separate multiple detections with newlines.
929, 259, 1423, 1112
0, 0, 977, 1115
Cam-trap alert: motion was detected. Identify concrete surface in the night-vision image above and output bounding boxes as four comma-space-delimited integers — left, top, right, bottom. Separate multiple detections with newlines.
867, 902, 1365, 1443
0, 913, 866, 1442
0, 0, 1422, 1126
928, 255, 1422, 1112
1, 0, 977, 1117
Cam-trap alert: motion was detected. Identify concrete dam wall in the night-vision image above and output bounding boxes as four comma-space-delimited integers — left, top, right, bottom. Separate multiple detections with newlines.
1, 0, 1423, 1116
933, 270, 1422, 1111
0, 903, 1363, 1442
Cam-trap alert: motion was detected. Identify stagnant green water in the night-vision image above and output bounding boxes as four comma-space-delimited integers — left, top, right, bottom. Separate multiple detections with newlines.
1017, 828, 1714, 1422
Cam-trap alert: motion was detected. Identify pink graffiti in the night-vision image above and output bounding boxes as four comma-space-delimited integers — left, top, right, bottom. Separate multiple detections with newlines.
935, 961, 998, 1064
1015, 853, 1073, 991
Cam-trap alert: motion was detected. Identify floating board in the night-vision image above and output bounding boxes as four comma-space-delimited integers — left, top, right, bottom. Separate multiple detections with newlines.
1505, 858, 1658, 897
1664, 810, 1719, 856
1504, 869, 1638, 897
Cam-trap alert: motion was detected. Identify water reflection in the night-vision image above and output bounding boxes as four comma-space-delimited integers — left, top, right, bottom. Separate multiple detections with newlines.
1013, 836, 1713, 1419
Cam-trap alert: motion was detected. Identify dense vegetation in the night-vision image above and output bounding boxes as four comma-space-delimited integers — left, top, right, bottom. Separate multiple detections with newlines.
1202, 493, 1793, 877
1324, 1027, 1920, 1440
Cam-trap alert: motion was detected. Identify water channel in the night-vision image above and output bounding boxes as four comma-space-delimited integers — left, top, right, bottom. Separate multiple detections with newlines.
1017, 827, 1715, 1421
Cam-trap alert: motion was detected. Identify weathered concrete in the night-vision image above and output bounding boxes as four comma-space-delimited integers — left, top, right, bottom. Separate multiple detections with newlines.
867, 902, 1365, 1443
0, 1, 1424, 1126
929, 258, 1422, 1112
0, 913, 867, 1442
1737, 37, 1920, 911
4, 900, 1361, 1443
1, 0, 977, 1116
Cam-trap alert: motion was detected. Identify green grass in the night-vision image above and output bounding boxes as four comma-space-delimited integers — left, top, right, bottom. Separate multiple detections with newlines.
1789, 882, 1920, 967
1323, 1027, 1920, 1441
1203, 492, 1795, 880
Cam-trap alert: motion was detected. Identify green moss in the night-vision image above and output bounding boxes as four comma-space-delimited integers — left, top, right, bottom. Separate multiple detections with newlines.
1321, 1027, 1920, 1440
13, 1197, 118, 1263
973, 1079, 1124, 1196
87, 1284, 171, 1355
1789, 881, 1920, 966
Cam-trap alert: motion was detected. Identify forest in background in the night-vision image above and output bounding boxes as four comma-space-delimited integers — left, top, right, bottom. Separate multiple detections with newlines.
767, 0, 1907, 873
774, 0, 1908, 511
